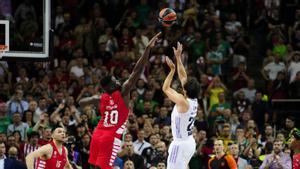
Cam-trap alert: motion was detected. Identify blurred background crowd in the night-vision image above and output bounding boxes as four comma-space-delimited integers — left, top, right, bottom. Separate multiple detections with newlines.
0, 0, 300, 169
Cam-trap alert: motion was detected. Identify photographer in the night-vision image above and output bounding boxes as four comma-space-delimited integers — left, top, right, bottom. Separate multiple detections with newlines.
141, 134, 159, 168
79, 133, 91, 169
66, 135, 82, 169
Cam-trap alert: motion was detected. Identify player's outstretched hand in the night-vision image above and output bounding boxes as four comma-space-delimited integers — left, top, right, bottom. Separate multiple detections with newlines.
166, 56, 175, 70
173, 42, 183, 59
147, 32, 161, 48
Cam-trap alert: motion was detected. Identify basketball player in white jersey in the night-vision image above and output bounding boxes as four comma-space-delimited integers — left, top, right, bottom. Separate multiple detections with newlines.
162, 42, 200, 169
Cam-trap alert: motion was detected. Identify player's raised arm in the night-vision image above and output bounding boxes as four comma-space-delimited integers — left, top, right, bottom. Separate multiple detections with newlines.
162, 57, 188, 112
25, 144, 52, 169
122, 32, 161, 96
173, 42, 187, 87
78, 95, 100, 108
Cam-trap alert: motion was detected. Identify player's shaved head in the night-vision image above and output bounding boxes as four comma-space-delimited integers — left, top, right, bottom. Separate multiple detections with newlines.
52, 127, 66, 143
51, 126, 65, 133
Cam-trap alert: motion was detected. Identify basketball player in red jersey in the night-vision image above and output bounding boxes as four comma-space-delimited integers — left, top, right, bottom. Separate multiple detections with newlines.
25, 127, 72, 169
79, 32, 161, 169
291, 130, 300, 169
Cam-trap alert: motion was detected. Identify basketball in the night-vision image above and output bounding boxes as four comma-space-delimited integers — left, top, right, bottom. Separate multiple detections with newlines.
158, 8, 177, 27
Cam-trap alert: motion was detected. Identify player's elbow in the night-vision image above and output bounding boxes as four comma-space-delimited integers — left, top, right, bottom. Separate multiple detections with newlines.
162, 88, 172, 98
78, 98, 93, 108
162, 86, 169, 92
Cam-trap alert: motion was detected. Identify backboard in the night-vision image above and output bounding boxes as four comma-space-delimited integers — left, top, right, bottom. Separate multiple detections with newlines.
0, 0, 51, 60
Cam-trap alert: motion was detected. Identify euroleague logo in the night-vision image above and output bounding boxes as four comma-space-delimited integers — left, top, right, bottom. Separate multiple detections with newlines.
109, 99, 114, 105
54, 151, 57, 157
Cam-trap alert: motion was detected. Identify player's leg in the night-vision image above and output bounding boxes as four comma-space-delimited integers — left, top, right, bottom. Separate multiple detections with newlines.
167, 141, 180, 169
181, 139, 196, 169
89, 130, 102, 165
167, 143, 185, 169
167, 140, 196, 169
96, 136, 122, 169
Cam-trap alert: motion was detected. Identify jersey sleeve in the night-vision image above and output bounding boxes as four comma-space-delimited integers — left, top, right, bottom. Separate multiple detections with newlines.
225, 155, 238, 169
208, 157, 213, 169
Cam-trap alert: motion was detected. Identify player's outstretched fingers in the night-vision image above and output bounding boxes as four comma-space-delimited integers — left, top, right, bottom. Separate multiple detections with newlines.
166, 57, 175, 70
148, 32, 162, 48
173, 42, 183, 59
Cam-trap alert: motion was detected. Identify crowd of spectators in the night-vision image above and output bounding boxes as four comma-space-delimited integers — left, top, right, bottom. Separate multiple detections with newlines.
0, 0, 300, 169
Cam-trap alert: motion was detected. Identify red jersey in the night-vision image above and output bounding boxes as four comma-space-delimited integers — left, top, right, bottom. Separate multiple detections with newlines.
97, 90, 129, 133
89, 90, 129, 168
35, 141, 67, 169
294, 153, 300, 169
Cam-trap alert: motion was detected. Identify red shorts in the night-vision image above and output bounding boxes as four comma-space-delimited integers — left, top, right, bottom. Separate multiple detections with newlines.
294, 153, 300, 169
88, 129, 122, 169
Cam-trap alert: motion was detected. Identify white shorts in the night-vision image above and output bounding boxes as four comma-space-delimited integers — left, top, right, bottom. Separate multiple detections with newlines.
167, 136, 196, 169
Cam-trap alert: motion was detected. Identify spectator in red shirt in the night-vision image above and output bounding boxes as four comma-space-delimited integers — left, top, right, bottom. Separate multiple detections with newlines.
38, 127, 52, 146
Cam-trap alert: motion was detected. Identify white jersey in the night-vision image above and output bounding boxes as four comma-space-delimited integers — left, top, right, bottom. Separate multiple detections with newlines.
171, 98, 198, 140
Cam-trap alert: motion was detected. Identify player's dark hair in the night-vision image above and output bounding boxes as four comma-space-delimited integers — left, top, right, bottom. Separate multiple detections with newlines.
100, 75, 121, 93
183, 77, 201, 99
100, 75, 113, 88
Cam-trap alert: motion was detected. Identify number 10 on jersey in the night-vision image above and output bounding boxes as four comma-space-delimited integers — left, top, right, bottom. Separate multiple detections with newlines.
104, 110, 119, 125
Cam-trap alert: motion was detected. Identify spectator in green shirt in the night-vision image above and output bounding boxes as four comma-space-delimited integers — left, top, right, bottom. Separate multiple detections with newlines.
0, 102, 11, 134
216, 32, 233, 59
189, 32, 206, 63
136, 0, 150, 25
206, 43, 224, 76
211, 92, 231, 115
135, 90, 159, 117
209, 92, 231, 127
272, 37, 288, 59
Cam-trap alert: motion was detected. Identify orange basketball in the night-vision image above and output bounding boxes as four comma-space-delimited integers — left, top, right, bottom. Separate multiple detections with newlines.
158, 8, 177, 27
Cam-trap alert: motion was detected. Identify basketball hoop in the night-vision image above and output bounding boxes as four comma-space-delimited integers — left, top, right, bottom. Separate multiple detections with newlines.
0, 45, 8, 59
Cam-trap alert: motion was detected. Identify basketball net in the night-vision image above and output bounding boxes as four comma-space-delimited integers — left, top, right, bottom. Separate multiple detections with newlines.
0, 45, 8, 59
